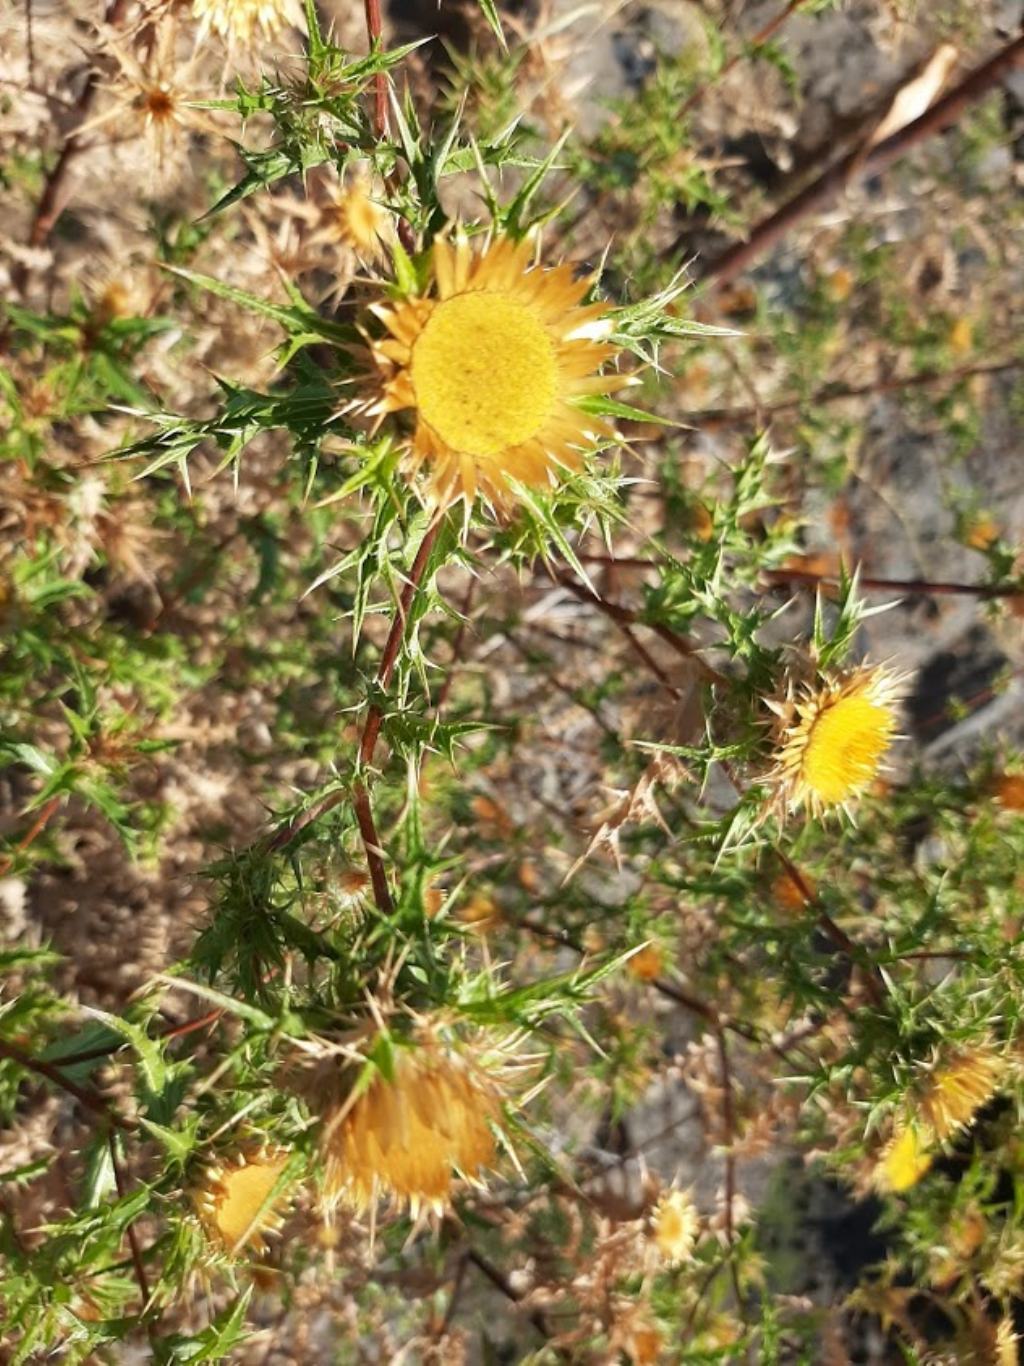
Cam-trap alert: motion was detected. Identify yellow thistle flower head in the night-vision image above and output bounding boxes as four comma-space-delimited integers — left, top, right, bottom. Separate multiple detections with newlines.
364, 232, 630, 509
192, 1147, 293, 1255
319, 1022, 519, 1218
193, 0, 303, 45
875, 1124, 933, 1194
651, 1187, 699, 1264
919, 1044, 1004, 1142
767, 664, 905, 818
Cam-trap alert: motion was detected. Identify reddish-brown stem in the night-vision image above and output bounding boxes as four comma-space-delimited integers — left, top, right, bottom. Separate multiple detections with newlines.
434, 577, 478, 713
47, 1007, 226, 1068
351, 779, 393, 913
265, 786, 346, 853
774, 850, 885, 1008
108, 1131, 151, 1311
352, 514, 445, 915
358, 516, 444, 768
701, 34, 1024, 287
466, 1248, 554, 1340
681, 0, 805, 116
362, 0, 389, 140
555, 570, 728, 686
22, 0, 129, 262
0, 795, 63, 876
762, 567, 1023, 600
714, 1025, 742, 1306
504, 632, 618, 739
573, 557, 1022, 603
682, 358, 1023, 425
266, 516, 444, 865
0, 1038, 133, 1130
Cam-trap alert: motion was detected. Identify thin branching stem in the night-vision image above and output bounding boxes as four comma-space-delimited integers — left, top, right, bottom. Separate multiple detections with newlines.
774, 849, 886, 1008
699, 34, 1024, 286
354, 512, 445, 913
362, 0, 389, 140
714, 1025, 744, 1309
680, 0, 807, 116
0, 1038, 133, 1130
108, 1131, 152, 1312
0, 795, 62, 876
20, 0, 129, 266
682, 358, 1023, 425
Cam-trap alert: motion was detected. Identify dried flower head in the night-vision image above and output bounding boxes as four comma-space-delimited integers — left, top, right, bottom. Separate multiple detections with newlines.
193, 0, 303, 45
963, 512, 999, 550
995, 1316, 1020, 1366
875, 1124, 933, 1194
309, 168, 391, 261
993, 773, 1024, 812
651, 1187, 698, 1264
770, 867, 815, 915
610, 1305, 663, 1365
458, 891, 500, 931
192, 1147, 293, 1254
364, 232, 629, 508
627, 943, 665, 982
319, 1024, 519, 1217
81, 25, 223, 177
767, 665, 904, 818
918, 1045, 1004, 1141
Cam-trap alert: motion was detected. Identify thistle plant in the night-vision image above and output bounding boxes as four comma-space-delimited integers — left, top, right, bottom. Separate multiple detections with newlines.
3, 0, 1024, 1361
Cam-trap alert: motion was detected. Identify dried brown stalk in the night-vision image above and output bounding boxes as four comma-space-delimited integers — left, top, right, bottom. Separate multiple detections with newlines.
700, 34, 1024, 287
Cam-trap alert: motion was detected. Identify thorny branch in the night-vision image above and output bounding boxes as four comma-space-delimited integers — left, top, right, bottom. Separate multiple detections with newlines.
20, 0, 129, 266
774, 849, 886, 1008
266, 514, 444, 867
353, 513, 444, 914
0, 1041, 153, 1312
574, 556, 1023, 603
362, 0, 390, 142
713, 1026, 743, 1308
762, 567, 1024, 602
682, 359, 1024, 426
466, 1247, 559, 1344
0, 1037, 133, 1131
555, 570, 728, 686
699, 33, 1024, 286
0, 795, 63, 876
108, 1130, 152, 1311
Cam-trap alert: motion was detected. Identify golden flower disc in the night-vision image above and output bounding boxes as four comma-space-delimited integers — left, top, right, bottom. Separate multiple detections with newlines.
411, 292, 557, 456
801, 693, 895, 805
367, 234, 626, 507
769, 665, 904, 818
193, 1148, 292, 1254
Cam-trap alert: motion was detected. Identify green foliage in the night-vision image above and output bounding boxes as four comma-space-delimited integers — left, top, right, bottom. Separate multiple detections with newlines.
3, 1, 1024, 1362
